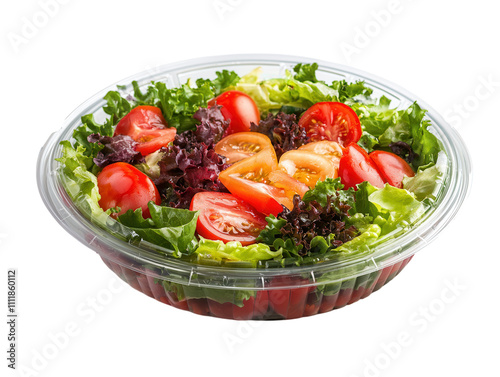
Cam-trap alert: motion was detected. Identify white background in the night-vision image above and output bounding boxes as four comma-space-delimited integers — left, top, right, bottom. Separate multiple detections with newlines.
1, 0, 499, 376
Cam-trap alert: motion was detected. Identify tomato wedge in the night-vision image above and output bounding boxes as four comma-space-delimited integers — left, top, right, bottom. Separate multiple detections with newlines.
189, 192, 267, 245
268, 170, 309, 199
208, 91, 260, 135
97, 162, 161, 218
114, 105, 176, 156
369, 150, 415, 189
298, 102, 362, 146
278, 150, 338, 188
338, 143, 385, 189
214, 132, 273, 164
298, 140, 343, 166
219, 148, 305, 216
219, 176, 289, 216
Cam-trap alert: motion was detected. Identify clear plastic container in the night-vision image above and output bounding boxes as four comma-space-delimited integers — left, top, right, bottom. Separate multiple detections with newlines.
37, 54, 471, 320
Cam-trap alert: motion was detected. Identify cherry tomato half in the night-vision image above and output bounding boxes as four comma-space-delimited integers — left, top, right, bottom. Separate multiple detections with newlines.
208, 91, 260, 135
215, 132, 273, 164
338, 143, 385, 189
369, 150, 415, 189
278, 150, 338, 188
219, 148, 306, 216
298, 140, 343, 166
298, 102, 362, 146
97, 162, 161, 218
189, 192, 267, 245
114, 105, 176, 156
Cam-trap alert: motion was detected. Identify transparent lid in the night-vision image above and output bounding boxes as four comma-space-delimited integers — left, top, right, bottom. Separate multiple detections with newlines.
37, 54, 471, 289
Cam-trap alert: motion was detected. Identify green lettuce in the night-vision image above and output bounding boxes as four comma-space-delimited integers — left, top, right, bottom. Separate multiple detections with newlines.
196, 69, 241, 96
403, 151, 448, 201
56, 141, 107, 221
357, 99, 442, 170
231, 65, 373, 115
162, 280, 253, 307
195, 238, 282, 262
132, 80, 214, 133
368, 185, 426, 236
118, 203, 199, 256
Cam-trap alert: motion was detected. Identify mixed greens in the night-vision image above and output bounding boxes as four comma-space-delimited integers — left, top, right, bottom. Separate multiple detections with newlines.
57, 63, 446, 270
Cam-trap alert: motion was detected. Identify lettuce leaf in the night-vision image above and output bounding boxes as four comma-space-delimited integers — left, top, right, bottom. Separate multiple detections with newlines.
403, 151, 448, 201
196, 69, 241, 96
357, 99, 442, 170
162, 280, 253, 307
195, 238, 282, 262
56, 141, 106, 220
118, 203, 199, 256
368, 185, 426, 236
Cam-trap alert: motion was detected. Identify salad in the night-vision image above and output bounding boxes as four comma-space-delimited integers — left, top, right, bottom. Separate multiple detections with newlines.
56, 62, 447, 318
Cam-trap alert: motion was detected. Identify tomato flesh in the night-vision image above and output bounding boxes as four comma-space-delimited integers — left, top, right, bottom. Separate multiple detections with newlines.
97, 162, 161, 218
298, 102, 362, 146
114, 105, 176, 156
215, 132, 273, 164
369, 150, 415, 189
190, 192, 267, 245
208, 91, 260, 135
278, 150, 338, 188
220, 176, 288, 216
219, 148, 306, 216
338, 144, 385, 189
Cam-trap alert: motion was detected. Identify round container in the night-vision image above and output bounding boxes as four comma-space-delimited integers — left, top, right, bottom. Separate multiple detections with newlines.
37, 54, 471, 320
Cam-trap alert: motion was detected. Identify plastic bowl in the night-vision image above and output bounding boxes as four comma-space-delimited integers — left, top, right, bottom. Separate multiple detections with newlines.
37, 54, 471, 320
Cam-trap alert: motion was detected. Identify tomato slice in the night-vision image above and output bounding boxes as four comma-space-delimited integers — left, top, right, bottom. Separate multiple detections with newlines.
278, 150, 338, 188
134, 128, 176, 156
369, 150, 415, 189
208, 90, 260, 135
214, 132, 273, 164
114, 105, 176, 156
189, 192, 267, 245
268, 170, 309, 199
220, 176, 289, 217
298, 140, 343, 166
219, 148, 306, 216
298, 102, 362, 146
338, 143, 385, 189
97, 162, 161, 218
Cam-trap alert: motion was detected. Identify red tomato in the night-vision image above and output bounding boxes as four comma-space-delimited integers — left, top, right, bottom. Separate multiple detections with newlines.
369, 150, 415, 189
114, 105, 176, 156
214, 132, 273, 164
219, 148, 306, 216
298, 102, 362, 146
208, 91, 260, 135
189, 192, 267, 246
97, 162, 161, 218
338, 143, 385, 189
221, 177, 289, 217
268, 276, 311, 319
